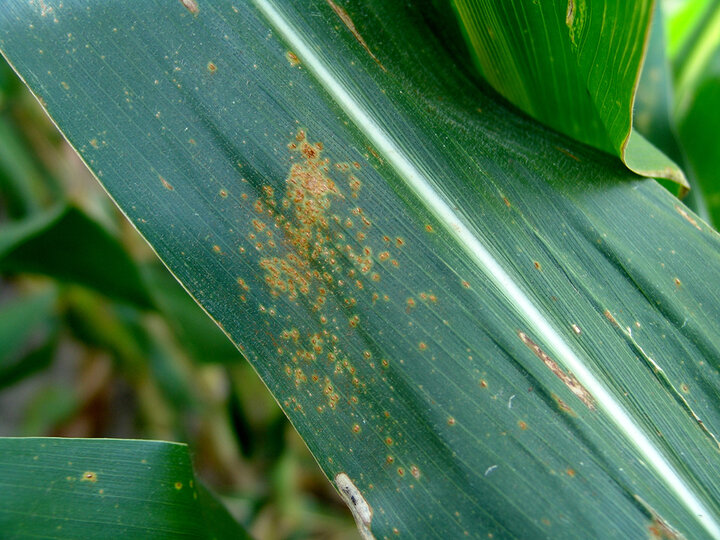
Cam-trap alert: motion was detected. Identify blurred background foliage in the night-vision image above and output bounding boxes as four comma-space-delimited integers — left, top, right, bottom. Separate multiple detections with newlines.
0, 53, 356, 539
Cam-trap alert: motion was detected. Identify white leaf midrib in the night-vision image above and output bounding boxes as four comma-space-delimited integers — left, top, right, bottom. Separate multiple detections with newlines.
250, 1, 720, 537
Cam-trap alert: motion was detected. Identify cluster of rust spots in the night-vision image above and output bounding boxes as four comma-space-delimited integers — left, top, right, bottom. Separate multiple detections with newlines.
635, 496, 684, 540
603, 309, 619, 327
518, 331, 596, 410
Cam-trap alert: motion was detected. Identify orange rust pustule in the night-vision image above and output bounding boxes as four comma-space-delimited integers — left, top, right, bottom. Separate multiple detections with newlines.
518, 331, 596, 410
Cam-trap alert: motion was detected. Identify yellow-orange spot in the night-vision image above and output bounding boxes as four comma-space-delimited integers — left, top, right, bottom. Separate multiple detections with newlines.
352, 423, 361, 433
566, 468, 576, 477
397, 467, 405, 476
518, 420, 528, 430
207, 61, 217, 73
418, 342, 427, 351
425, 224, 434, 232
673, 277, 681, 287
447, 417, 456, 426
410, 465, 420, 479
174, 481, 183, 490
286, 51, 300, 67
81, 471, 98, 483
555, 146, 580, 161
219, 189, 228, 198
533, 261, 541, 270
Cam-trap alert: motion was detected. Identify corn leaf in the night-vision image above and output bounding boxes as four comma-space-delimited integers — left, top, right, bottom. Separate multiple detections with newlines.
1, 1, 720, 538
452, 0, 688, 187
0, 437, 250, 539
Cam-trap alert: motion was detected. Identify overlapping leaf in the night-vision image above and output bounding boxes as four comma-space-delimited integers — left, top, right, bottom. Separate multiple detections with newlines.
452, 0, 687, 187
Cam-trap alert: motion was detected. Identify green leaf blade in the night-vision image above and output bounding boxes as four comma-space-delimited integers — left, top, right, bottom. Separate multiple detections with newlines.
452, 0, 688, 187
0, 437, 250, 539
1, 1, 719, 538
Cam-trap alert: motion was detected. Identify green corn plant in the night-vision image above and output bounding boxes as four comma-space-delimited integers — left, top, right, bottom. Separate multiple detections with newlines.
1, 0, 720, 538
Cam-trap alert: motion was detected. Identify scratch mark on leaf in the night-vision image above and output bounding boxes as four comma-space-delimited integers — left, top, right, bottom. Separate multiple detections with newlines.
609, 316, 720, 451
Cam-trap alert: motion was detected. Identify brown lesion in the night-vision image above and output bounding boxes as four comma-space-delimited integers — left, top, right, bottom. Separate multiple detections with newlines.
518, 331, 596, 410
326, 0, 387, 72
634, 495, 686, 540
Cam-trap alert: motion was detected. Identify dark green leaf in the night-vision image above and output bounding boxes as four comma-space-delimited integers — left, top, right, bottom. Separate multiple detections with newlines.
0, 289, 58, 388
0, 437, 250, 539
2, 1, 720, 538
0, 205, 154, 308
141, 262, 241, 364
678, 55, 720, 227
